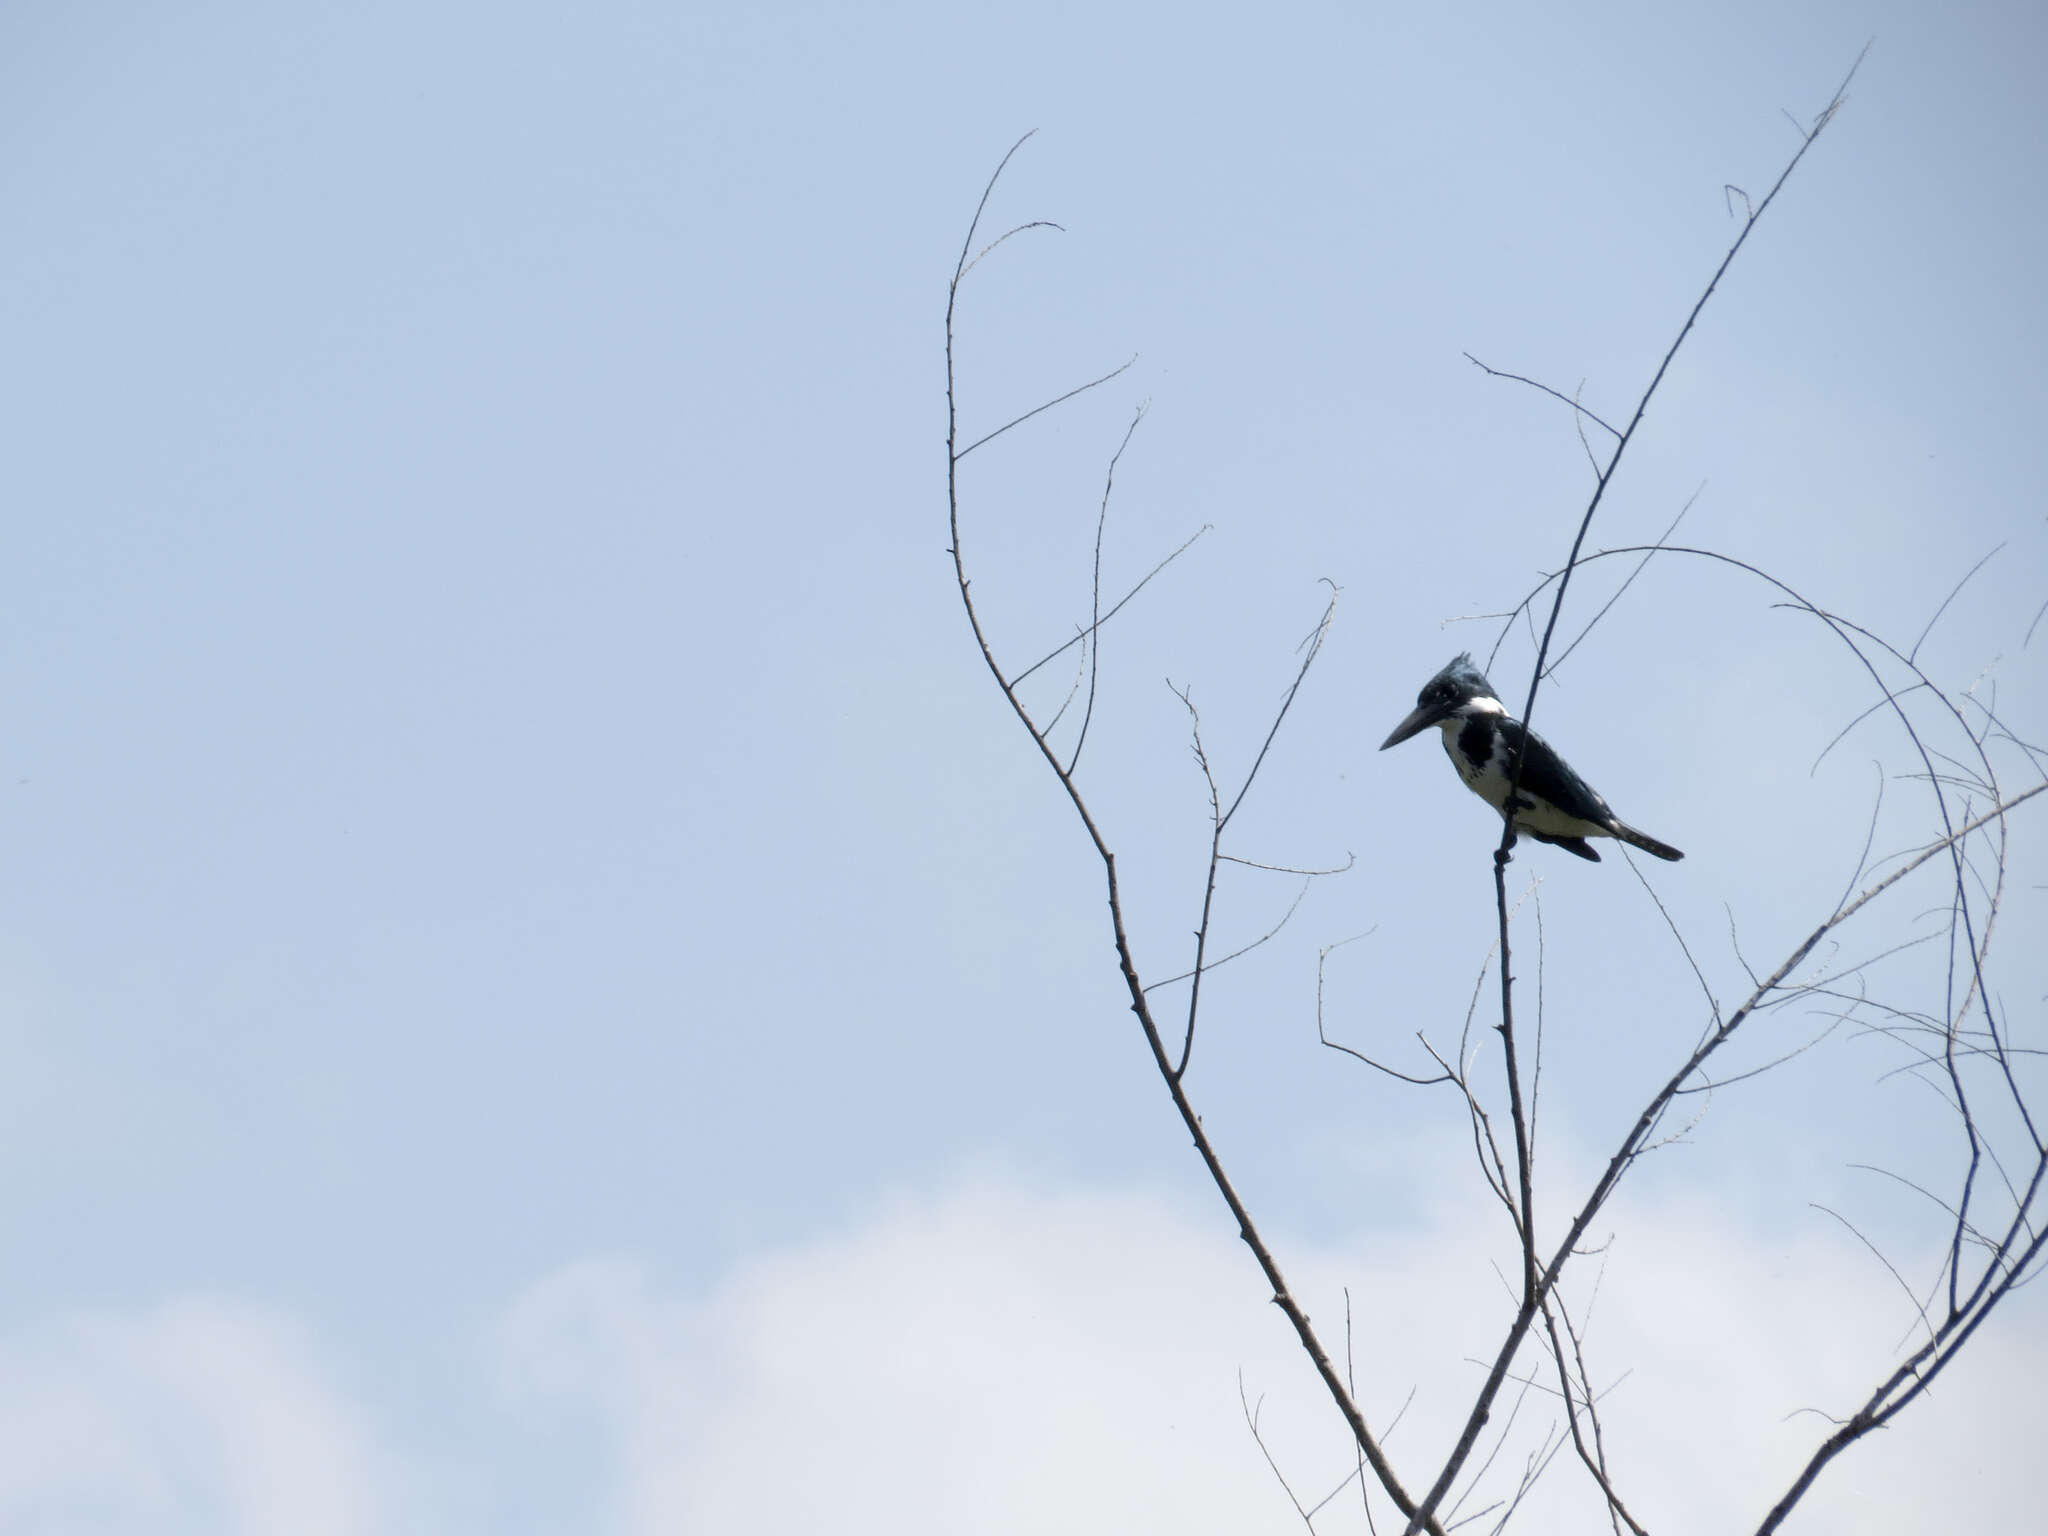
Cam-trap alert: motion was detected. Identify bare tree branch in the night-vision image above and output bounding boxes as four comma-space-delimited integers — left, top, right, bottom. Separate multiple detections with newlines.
1067, 403, 1148, 775
1462, 352, 1622, 440
1014, 523, 1212, 686
956, 354, 1138, 461
946, 135, 1442, 1534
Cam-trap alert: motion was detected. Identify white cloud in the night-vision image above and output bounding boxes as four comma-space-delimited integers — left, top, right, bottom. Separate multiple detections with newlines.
0, 1299, 381, 1536
1, 1182, 2032, 1536
496, 1187, 1328, 1536
497, 1173, 2046, 1536
1537, 1190, 2046, 1536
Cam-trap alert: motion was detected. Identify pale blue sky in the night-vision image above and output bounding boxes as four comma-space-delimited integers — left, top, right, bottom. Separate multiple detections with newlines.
2, 3, 2043, 1532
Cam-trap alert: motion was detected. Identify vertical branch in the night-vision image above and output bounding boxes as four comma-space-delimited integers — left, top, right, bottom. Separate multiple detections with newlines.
1512, 50, 1864, 743
1407, 59, 1865, 1536
1177, 590, 1338, 1077
1496, 857, 1540, 1307
1170, 683, 1224, 1081
1537, 1289, 1646, 1536
1068, 404, 1148, 776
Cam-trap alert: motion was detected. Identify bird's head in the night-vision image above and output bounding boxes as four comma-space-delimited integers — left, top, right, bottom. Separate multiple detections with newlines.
1379, 653, 1504, 749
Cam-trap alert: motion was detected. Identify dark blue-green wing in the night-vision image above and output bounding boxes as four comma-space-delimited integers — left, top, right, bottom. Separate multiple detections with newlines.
1496, 718, 1617, 827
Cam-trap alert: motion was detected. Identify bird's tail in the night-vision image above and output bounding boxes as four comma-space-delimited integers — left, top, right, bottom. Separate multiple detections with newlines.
1615, 824, 1684, 862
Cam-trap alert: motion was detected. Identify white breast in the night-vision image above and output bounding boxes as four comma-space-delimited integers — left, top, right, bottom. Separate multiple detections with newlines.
1438, 717, 1514, 811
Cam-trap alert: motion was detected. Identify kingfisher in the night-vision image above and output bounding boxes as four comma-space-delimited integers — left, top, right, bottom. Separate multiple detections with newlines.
1379, 654, 1683, 863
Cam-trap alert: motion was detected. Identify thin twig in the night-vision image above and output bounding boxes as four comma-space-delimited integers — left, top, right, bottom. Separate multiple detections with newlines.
957, 356, 1138, 461
1464, 353, 1623, 440
1910, 543, 2004, 665
1546, 481, 1706, 676
1241, 1374, 1317, 1529
1068, 404, 1148, 775
1013, 524, 1213, 686
1145, 874, 1321, 993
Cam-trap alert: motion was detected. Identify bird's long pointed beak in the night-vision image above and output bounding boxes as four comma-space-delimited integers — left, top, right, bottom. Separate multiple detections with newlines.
1380, 702, 1448, 750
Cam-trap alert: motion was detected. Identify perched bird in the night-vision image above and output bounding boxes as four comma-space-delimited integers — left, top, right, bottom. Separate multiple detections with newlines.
1379, 654, 1683, 863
